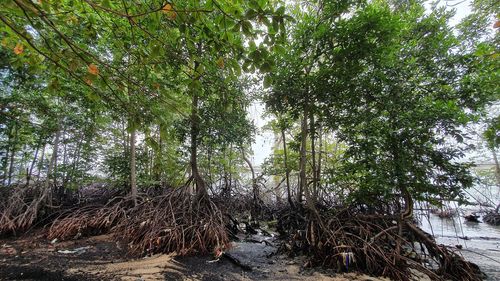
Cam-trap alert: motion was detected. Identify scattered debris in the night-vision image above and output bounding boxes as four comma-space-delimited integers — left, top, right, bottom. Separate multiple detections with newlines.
57, 246, 92, 255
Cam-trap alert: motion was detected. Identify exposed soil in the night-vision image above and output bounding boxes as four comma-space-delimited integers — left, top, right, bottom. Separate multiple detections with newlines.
1, 232, 390, 281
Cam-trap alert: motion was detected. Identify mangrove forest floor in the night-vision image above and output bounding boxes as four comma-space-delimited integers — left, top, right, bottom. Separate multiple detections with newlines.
1, 230, 499, 281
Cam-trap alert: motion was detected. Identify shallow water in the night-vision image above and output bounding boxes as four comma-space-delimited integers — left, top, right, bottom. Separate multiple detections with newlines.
418, 212, 500, 247
417, 212, 500, 280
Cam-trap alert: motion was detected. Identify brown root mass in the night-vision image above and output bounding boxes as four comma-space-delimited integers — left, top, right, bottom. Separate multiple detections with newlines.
0, 184, 50, 236
113, 189, 230, 256
47, 197, 132, 241
46, 189, 229, 257
278, 206, 484, 281
1, 185, 229, 259
0, 185, 487, 280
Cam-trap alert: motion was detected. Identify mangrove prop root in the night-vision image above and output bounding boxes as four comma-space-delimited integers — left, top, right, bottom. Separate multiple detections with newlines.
113, 188, 230, 257
47, 188, 230, 257
278, 207, 484, 281
0, 184, 51, 236
47, 196, 133, 241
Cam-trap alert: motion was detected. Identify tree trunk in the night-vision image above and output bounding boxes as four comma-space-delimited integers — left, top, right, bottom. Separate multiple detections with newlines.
241, 149, 259, 218
310, 113, 318, 200
223, 158, 230, 197
3, 139, 10, 185
492, 148, 500, 188
46, 126, 61, 203
281, 127, 293, 206
156, 124, 164, 185
122, 119, 128, 153
7, 144, 16, 185
36, 144, 46, 181
129, 121, 138, 203
190, 76, 207, 199
61, 127, 68, 187
298, 108, 308, 204
391, 134, 413, 219
7, 123, 18, 185
316, 129, 323, 198
207, 145, 213, 191
66, 133, 84, 186
26, 140, 41, 186
228, 145, 233, 193
144, 144, 150, 180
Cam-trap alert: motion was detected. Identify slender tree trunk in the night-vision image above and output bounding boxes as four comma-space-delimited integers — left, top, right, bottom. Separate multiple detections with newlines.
37, 144, 46, 181
298, 108, 308, 204
129, 121, 138, 203
190, 78, 207, 198
281, 127, 293, 206
223, 159, 229, 197
157, 125, 163, 184
310, 113, 318, 201
19, 144, 29, 182
316, 129, 323, 198
228, 145, 233, 193
46, 126, 61, 203
390, 135, 413, 219
3, 140, 10, 185
207, 145, 213, 191
27, 140, 41, 186
492, 148, 500, 187
241, 149, 259, 218
53, 125, 63, 194
66, 133, 84, 186
61, 127, 68, 187
150, 146, 154, 179
144, 144, 149, 179
7, 123, 18, 185
7, 145, 16, 185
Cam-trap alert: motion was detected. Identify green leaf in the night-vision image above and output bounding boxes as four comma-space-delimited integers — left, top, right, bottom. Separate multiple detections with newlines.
273, 44, 286, 55
263, 75, 272, 88
241, 20, 253, 35
259, 62, 272, 72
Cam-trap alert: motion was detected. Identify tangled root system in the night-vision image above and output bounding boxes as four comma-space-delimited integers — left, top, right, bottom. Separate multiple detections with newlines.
279, 206, 483, 281
114, 188, 229, 256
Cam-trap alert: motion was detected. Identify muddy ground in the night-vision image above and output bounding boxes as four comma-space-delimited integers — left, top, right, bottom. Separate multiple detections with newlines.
0, 231, 391, 281
0, 230, 497, 281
